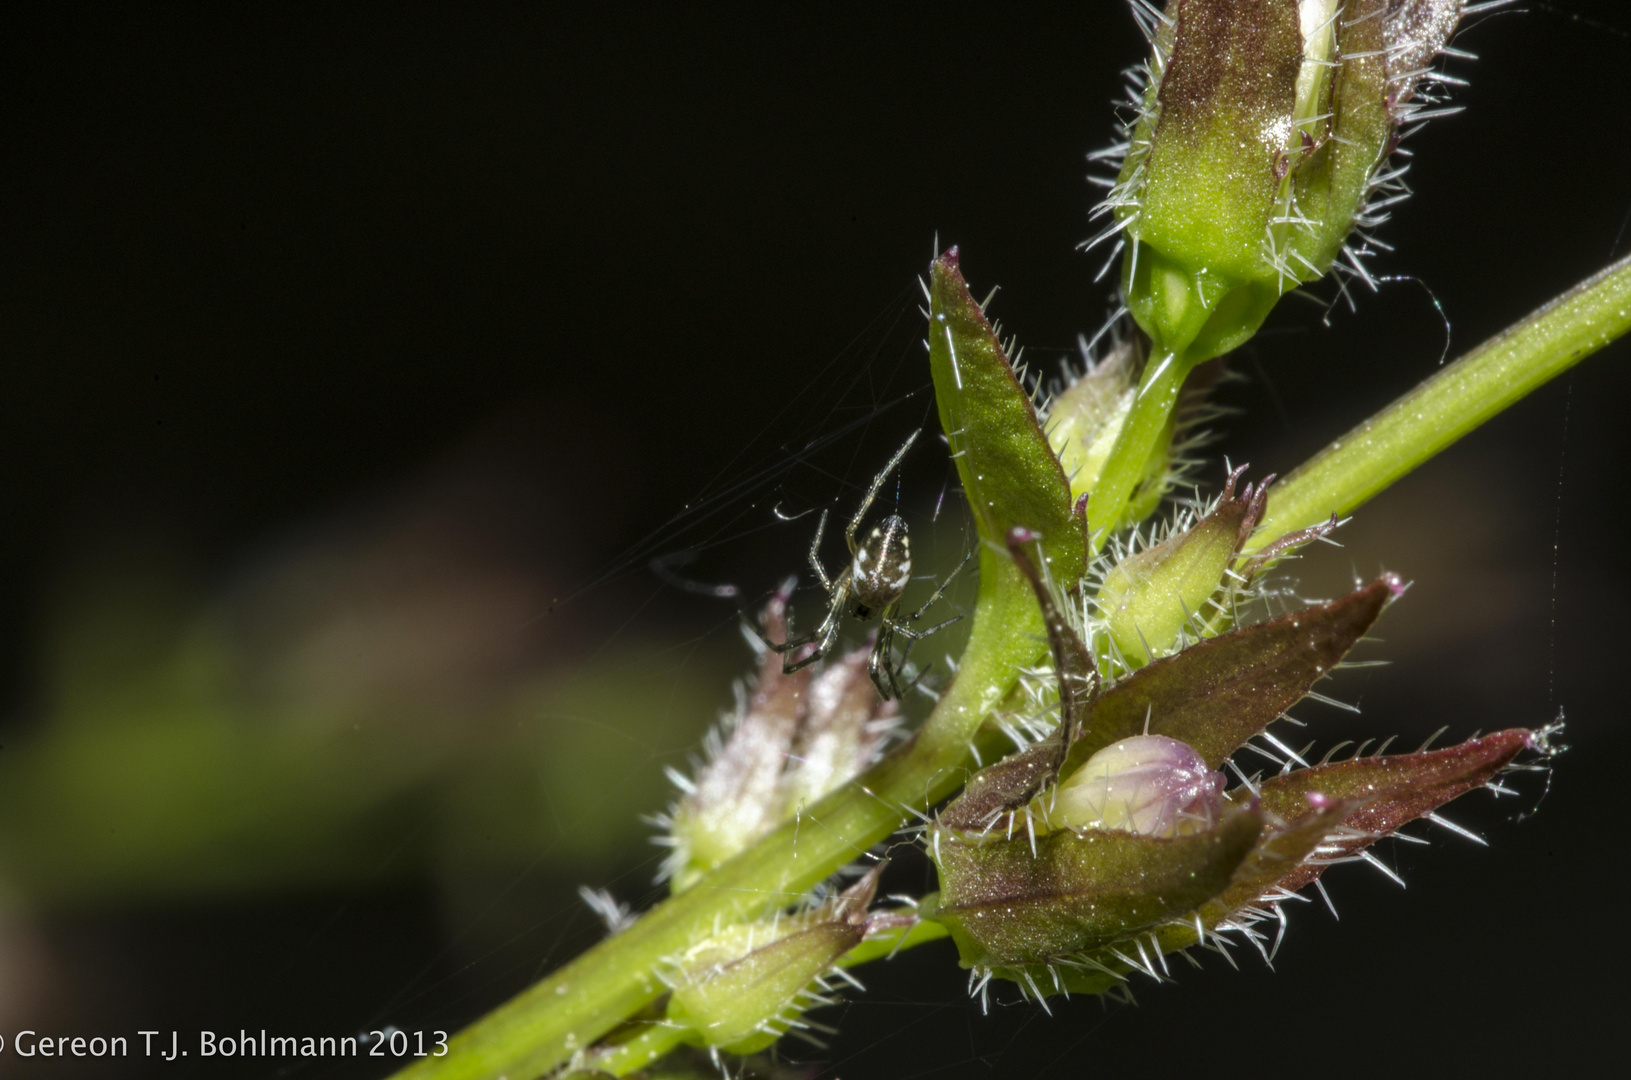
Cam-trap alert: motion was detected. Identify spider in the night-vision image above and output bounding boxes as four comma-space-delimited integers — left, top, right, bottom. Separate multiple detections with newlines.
758, 431, 972, 700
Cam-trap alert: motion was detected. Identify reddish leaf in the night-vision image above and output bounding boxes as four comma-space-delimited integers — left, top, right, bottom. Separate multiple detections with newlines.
1068, 575, 1400, 772
1258, 729, 1534, 892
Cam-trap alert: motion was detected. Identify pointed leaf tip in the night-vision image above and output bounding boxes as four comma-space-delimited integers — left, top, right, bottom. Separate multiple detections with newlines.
1260, 728, 1535, 894
927, 251, 1081, 580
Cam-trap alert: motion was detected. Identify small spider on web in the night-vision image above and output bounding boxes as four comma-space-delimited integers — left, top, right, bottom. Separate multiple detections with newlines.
750, 431, 973, 701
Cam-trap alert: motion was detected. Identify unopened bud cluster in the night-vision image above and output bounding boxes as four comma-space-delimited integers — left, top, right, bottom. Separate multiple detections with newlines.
920, 521, 1541, 1001
657, 583, 899, 891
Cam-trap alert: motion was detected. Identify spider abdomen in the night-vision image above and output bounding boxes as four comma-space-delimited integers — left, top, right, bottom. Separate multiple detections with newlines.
851, 514, 911, 613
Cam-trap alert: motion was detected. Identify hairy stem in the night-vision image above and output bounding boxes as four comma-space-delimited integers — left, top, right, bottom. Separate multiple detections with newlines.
595, 1025, 687, 1077
1249, 254, 1631, 550
1087, 350, 1191, 547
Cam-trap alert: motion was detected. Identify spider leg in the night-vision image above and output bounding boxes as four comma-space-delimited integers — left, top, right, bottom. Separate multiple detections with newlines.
746, 571, 844, 659
777, 576, 849, 672
884, 621, 907, 701
844, 431, 920, 551
806, 509, 834, 592
889, 611, 966, 693
785, 610, 841, 673
867, 603, 910, 700
893, 613, 967, 642
867, 621, 898, 701
898, 657, 938, 699
752, 623, 822, 655
907, 545, 975, 621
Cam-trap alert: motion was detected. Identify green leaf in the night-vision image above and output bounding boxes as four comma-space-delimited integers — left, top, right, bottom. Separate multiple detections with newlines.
1066, 576, 1400, 772
928, 249, 1082, 582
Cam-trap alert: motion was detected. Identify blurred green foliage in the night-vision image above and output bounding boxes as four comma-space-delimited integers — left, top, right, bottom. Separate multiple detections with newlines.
0, 543, 733, 906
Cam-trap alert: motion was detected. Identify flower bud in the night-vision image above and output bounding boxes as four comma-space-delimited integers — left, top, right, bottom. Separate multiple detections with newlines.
1094, 465, 1267, 667
665, 868, 879, 1053
667, 920, 861, 1054
665, 586, 809, 890
925, 800, 1262, 969
662, 588, 897, 891
1047, 734, 1226, 837
1046, 336, 1142, 502
925, 534, 1262, 971
1044, 331, 1230, 528
1103, 0, 1469, 361
777, 643, 899, 814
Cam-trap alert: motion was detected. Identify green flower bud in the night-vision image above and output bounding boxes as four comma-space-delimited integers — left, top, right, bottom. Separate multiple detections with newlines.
1100, 0, 1470, 362
1043, 330, 1231, 528
1046, 335, 1142, 503
1094, 465, 1267, 667
667, 921, 860, 1054
665, 867, 880, 1054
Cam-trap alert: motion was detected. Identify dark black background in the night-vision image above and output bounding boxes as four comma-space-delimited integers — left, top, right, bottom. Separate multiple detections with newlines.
1, 3, 1628, 1078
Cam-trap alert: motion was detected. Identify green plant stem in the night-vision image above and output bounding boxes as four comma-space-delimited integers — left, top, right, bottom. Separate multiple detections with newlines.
834, 915, 951, 972
594, 1024, 687, 1077
1087, 350, 1191, 548
1249, 254, 1631, 551
390, 547, 1039, 1080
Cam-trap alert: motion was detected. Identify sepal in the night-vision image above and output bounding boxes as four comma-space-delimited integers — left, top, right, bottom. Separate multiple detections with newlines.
665, 866, 883, 1053
924, 802, 1262, 969
1095, 465, 1268, 667
1068, 574, 1400, 771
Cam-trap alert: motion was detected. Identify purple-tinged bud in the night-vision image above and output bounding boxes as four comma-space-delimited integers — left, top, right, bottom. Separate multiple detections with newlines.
662, 587, 897, 892
1048, 734, 1227, 837
666, 585, 809, 891
778, 643, 898, 814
